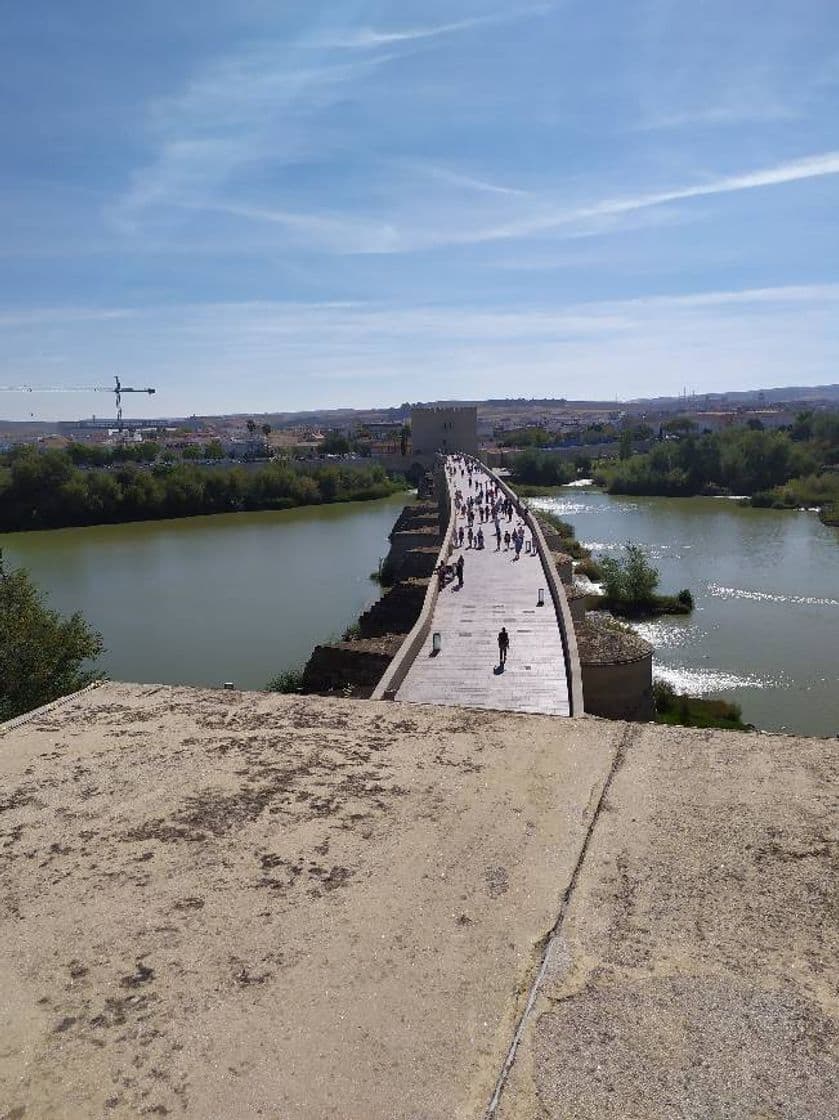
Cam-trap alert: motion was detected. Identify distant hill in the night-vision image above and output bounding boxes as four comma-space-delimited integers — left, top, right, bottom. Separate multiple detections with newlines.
2, 384, 838, 436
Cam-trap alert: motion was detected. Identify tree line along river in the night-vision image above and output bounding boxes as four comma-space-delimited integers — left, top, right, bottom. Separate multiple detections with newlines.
1, 487, 836, 737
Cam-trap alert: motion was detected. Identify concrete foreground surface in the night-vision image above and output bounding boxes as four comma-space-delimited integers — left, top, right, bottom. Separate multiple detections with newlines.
1, 682, 836, 1119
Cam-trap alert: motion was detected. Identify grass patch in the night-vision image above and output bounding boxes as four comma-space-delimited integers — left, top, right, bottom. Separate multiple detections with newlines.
602, 593, 693, 619
653, 681, 749, 730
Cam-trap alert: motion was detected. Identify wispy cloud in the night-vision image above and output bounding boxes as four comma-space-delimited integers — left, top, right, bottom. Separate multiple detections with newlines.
468, 151, 839, 245
199, 201, 401, 254
110, 48, 399, 234
195, 150, 839, 255
636, 103, 798, 131
313, 6, 554, 49
4, 285, 838, 415
413, 162, 531, 197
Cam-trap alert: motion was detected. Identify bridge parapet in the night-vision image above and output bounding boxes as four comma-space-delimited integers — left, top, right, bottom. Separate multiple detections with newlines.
371, 458, 456, 701
482, 464, 585, 716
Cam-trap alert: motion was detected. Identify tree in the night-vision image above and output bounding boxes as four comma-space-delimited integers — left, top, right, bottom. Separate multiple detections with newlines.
600, 543, 660, 606
321, 433, 351, 455
0, 552, 104, 721
663, 416, 697, 436
246, 419, 257, 437
261, 423, 272, 438
618, 430, 633, 460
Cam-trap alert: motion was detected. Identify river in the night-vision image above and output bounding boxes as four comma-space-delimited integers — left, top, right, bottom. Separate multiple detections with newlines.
0, 493, 408, 692
533, 488, 838, 737
3, 488, 836, 735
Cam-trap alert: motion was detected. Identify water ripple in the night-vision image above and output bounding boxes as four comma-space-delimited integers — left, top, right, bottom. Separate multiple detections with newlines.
631, 621, 703, 649
707, 583, 839, 608
653, 664, 786, 694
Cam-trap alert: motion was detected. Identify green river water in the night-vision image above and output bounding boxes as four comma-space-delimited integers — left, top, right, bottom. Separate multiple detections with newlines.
0, 493, 408, 693
534, 488, 838, 737
1, 488, 836, 735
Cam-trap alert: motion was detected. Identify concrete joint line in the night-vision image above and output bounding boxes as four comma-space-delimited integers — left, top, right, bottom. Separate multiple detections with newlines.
483, 724, 638, 1118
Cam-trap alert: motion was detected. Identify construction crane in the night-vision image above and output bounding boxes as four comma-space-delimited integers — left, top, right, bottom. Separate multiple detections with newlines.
0, 376, 156, 432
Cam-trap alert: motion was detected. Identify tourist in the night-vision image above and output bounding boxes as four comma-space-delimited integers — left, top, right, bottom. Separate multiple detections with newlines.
497, 626, 509, 667
504, 530, 511, 551
476, 527, 484, 550
456, 554, 464, 588
467, 525, 473, 548
495, 523, 502, 550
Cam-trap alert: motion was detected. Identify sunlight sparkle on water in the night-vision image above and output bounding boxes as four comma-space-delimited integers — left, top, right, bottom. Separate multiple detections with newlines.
708, 583, 839, 608
653, 665, 787, 695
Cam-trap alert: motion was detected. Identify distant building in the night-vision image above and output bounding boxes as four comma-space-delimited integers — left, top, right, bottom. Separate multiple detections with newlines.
411, 406, 478, 456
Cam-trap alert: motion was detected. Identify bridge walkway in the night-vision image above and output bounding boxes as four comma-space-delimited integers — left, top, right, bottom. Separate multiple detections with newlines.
396, 461, 571, 716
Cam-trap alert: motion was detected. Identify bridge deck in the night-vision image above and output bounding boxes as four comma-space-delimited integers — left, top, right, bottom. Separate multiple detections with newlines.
396, 463, 570, 716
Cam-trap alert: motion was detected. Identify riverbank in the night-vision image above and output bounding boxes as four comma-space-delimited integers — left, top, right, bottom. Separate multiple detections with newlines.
589, 423, 839, 529
0, 446, 406, 532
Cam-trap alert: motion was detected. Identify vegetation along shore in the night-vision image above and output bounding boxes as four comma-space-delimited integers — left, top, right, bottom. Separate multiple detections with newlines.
0, 445, 405, 532
511, 411, 839, 526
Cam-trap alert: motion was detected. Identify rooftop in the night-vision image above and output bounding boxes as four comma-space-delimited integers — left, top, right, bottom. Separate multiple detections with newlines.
1, 682, 836, 1118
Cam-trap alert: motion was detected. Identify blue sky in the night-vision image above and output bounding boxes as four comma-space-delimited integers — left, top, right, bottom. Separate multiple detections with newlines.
1, 0, 838, 420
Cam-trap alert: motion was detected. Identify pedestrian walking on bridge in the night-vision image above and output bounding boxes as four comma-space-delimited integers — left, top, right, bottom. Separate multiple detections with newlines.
497, 626, 509, 667
456, 554, 464, 588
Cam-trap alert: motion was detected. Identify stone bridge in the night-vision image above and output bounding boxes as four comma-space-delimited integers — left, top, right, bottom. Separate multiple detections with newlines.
374, 456, 583, 716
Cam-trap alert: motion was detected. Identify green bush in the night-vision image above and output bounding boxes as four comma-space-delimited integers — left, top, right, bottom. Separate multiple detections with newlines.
265, 667, 304, 694
600, 543, 660, 606
1, 553, 104, 721
535, 511, 575, 538
510, 450, 575, 487
653, 679, 747, 730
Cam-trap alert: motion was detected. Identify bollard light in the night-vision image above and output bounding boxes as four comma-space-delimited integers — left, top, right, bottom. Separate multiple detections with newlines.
432, 631, 442, 654
537, 588, 545, 607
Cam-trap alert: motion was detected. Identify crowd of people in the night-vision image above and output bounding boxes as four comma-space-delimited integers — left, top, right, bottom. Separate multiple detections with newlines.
434, 455, 538, 668
446, 455, 534, 568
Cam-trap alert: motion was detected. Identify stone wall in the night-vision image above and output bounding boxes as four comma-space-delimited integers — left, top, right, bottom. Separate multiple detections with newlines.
301, 495, 444, 698
411, 406, 478, 456
357, 580, 429, 638
575, 618, 654, 721
301, 636, 403, 698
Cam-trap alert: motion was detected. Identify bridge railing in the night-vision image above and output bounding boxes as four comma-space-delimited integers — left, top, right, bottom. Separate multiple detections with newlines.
371, 459, 457, 701
482, 464, 585, 717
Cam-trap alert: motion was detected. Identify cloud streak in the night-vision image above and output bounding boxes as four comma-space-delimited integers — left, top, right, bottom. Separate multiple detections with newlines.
472, 151, 839, 244
197, 150, 839, 255
314, 5, 554, 49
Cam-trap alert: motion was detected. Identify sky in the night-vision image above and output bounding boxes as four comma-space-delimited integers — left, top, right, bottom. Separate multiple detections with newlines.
1, 0, 838, 421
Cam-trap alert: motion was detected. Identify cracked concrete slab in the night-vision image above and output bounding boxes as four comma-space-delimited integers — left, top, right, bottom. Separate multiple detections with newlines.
495, 724, 839, 1120
0, 683, 620, 1119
